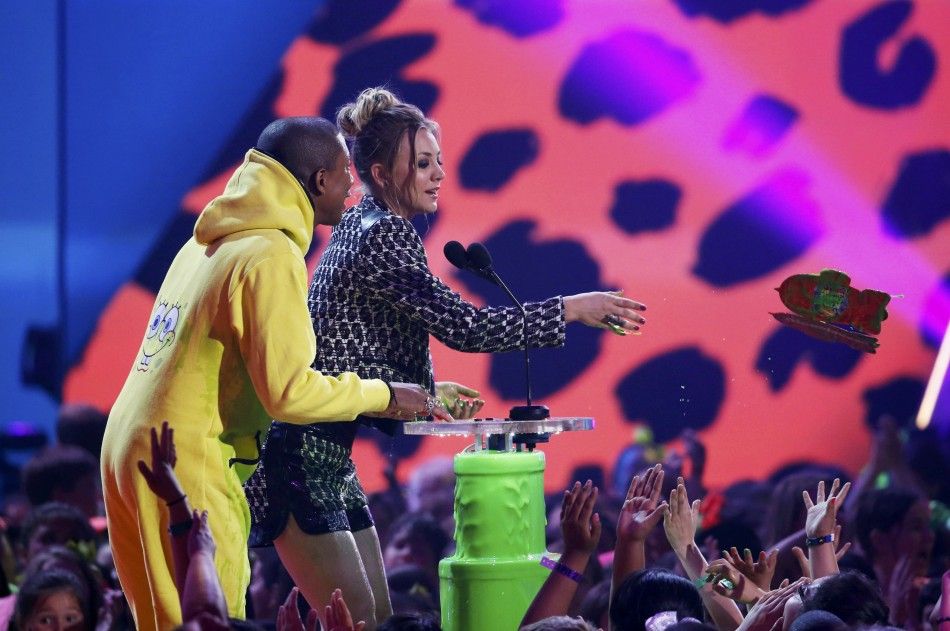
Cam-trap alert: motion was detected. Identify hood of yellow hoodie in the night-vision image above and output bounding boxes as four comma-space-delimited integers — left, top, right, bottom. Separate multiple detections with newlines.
194, 149, 314, 255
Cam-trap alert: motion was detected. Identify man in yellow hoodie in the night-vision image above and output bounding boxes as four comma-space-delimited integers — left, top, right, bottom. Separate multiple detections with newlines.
101, 117, 445, 630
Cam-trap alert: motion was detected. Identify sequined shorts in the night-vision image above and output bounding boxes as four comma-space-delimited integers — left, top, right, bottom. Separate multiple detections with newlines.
244, 422, 372, 547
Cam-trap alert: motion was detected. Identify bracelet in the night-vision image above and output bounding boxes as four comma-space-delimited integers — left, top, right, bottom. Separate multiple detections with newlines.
805, 533, 834, 547
540, 556, 584, 583
168, 518, 194, 537
166, 494, 187, 507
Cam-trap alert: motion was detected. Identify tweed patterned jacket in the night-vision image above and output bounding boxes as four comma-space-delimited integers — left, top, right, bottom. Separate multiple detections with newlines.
305, 195, 566, 434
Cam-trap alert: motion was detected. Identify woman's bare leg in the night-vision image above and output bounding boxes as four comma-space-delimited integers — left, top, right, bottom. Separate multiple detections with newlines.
275, 515, 379, 630
354, 526, 393, 624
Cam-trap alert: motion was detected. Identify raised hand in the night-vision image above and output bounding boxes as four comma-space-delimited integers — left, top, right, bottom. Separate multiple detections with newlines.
561, 480, 602, 556
276, 587, 319, 631
663, 476, 702, 557
724, 547, 778, 592
705, 558, 766, 604
563, 290, 646, 333
736, 578, 810, 631
325, 589, 366, 631
136, 421, 185, 504
791, 525, 851, 579
436, 381, 485, 419
617, 464, 667, 543
379, 382, 453, 422
803, 479, 850, 538
187, 509, 216, 559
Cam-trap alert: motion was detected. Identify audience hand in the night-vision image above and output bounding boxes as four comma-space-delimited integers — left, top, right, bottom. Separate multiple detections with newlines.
377, 383, 453, 422
724, 547, 778, 592
562, 480, 602, 556
325, 589, 366, 631
802, 479, 849, 538
705, 558, 766, 603
663, 476, 701, 557
736, 578, 809, 631
791, 525, 850, 579
436, 381, 484, 419
136, 421, 185, 504
277, 587, 319, 631
563, 291, 646, 333
187, 510, 215, 559
617, 464, 667, 544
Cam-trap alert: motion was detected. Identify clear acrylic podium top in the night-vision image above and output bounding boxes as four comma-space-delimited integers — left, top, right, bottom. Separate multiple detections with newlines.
402, 417, 594, 452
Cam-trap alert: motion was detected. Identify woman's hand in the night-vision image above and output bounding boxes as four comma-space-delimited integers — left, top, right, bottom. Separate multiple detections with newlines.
136, 421, 185, 504
436, 381, 484, 419
663, 476, 701, 558
705, 558, 767, 604
617, 464, 667, 544
803, 478, 850, 538
723, 547, 778, 593
736, 578, 809, 631
561, 481, 602, 556
563, 291, 646, 334
277, 587, 320, 631
325, 589, 366, 631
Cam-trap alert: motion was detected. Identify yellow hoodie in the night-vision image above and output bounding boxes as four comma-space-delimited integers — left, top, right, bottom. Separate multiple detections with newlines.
101, 149, 389, 629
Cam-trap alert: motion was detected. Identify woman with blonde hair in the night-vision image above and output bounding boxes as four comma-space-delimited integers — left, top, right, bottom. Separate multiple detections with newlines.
245, 87, 647, 629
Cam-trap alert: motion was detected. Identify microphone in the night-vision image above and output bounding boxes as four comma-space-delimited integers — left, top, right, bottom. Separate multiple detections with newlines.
443, 240, 470, 271
444, 240, 549, 423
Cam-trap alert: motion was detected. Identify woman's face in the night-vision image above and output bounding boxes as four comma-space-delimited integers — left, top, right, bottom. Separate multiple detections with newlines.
388, 128, 444, 218
25, 590, 85, 631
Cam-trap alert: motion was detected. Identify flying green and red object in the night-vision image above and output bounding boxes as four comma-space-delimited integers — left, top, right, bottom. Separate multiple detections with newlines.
772, 269, 892, 354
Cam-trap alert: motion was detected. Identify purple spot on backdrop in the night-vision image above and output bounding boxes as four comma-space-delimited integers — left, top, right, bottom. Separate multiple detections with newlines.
882, 150, 950, 238
610, 179, 680, 235
863, 377, 926, 428
321, 34, 439, 119
459, 129, 540, 191
615, 347, 725, 442
559, 29, 701, 126
756, 326, 863, 392
693, 168, 823, 287
839, 1, 936, 109
308, 0, 402, 44
453, 220, 607, 398
672, 0, 814, 23
921, 273, 950, 349
722, 94, 799, 158
454, 0, 565, 37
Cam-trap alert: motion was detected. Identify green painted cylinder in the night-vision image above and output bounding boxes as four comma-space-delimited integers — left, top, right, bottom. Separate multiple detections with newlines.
440, 450, 549, 631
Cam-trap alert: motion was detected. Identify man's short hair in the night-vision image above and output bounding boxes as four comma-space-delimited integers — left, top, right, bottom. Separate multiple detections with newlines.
255, 117, 343, 185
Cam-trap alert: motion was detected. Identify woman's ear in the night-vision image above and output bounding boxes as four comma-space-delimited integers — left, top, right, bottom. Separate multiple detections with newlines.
369, 163, 388, 190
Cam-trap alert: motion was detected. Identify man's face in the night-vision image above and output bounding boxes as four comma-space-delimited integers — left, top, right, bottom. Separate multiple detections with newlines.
313, 136, 354, 226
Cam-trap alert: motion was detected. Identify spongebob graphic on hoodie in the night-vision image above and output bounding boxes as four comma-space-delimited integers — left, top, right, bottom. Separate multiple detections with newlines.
137, 301, 182, 370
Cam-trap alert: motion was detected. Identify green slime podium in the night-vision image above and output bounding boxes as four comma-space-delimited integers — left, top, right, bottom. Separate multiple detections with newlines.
404, 417, 593, 631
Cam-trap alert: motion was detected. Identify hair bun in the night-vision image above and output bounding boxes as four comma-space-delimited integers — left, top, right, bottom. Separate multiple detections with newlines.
337, 87, 402, 136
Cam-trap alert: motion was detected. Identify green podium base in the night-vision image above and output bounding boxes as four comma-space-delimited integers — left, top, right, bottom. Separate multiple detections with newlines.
440, 556, 549, 631
439, 450, 549, 631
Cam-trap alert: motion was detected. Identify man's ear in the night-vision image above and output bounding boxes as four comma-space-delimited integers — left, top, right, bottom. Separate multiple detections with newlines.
311, 169, 328, 197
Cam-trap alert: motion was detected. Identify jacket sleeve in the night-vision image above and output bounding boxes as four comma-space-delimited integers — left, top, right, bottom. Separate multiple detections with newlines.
359, 216, 566, 353
230, 251, 390, 423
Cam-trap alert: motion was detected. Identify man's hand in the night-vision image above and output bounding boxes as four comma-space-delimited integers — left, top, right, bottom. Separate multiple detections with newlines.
136, 421, 185, 504
436, 381, 484, 419
187, 510, 216, 559
376, 382, 453, 422
617, 464, 667, 544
